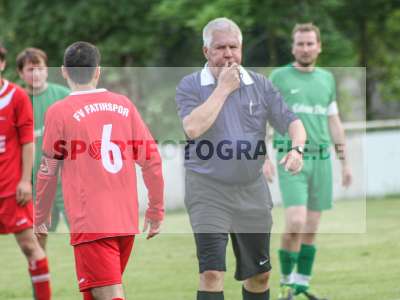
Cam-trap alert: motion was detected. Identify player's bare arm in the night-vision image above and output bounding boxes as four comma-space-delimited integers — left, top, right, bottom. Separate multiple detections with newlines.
16, 142, 34, 205
183, 63, 240, 139
279, 119, 307, 174
328, 114, 352, 187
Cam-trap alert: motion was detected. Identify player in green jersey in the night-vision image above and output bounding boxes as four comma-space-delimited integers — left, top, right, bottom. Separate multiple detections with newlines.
17, 48, 70, 249
264, 23, 352, 300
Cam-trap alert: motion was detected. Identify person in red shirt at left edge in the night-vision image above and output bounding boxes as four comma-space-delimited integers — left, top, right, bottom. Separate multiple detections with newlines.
0, 42, 51, 299
35, 41, 165, 300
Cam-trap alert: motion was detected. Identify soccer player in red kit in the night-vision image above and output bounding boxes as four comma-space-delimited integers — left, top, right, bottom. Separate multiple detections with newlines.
35, 41, 164, 300
0, 43, 51, 299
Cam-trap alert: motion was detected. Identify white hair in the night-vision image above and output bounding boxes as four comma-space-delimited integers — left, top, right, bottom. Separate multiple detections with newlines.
202, 17, 243, 48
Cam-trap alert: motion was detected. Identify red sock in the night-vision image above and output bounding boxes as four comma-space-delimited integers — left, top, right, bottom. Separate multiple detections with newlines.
112, 298, 124, 300
29, 257, 51, 300
83, 291, 94, 300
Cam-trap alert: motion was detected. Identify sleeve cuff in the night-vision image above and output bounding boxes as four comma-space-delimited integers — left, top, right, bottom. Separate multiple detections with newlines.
145, 208, 164, 221
327, 101, 339, 116
19, 137, 34, 145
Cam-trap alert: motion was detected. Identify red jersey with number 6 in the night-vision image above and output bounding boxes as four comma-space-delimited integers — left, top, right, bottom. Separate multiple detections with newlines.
39, 89, 164, 245
0, 80, 34, 198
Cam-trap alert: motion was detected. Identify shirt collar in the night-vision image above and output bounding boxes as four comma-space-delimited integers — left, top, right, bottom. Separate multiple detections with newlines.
70, 88, 107, 96
200, 63, 254, 86
0, 80, 9, 95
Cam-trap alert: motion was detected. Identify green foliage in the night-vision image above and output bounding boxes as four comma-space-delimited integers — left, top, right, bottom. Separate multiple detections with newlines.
331, 0, 400, 118
0, 0, 399, 136
376, 8, 400, 102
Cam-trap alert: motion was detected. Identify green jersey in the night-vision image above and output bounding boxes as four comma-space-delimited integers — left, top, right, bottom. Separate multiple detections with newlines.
270, 64, 337, 151
32, 83, 69, 184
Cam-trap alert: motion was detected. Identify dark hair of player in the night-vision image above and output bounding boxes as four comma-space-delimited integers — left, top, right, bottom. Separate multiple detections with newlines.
63, 41, 101, 84
16, 48, 48, 71
17, 48, 47, 71
0, 43, 7, 61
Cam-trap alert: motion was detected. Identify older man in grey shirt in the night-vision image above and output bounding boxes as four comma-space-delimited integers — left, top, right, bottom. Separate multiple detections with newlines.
176, 18, 306, 300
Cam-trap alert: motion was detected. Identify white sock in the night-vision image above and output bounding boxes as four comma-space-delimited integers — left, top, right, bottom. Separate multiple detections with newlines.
293, 272, 311, 287
280, 272, 294, 285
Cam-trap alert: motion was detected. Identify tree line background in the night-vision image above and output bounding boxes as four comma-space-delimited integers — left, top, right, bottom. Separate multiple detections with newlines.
1, 0, 399, 138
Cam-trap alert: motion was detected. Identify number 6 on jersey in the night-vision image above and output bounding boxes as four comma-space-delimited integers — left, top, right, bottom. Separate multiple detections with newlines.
101, 124, 123, 174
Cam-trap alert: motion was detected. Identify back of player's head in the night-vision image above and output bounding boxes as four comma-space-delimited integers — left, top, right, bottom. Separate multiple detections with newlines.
0, 42, 7, 62
16, 48, 48, 71
292, 23, 321, 42
63, 41, 100, 84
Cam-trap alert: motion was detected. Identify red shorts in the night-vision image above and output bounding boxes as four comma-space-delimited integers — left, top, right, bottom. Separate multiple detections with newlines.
73, 235, 135, 292
0, 196, 33, 234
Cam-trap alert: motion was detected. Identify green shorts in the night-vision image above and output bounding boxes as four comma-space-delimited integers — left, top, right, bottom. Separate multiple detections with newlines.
277, 151, 333, 211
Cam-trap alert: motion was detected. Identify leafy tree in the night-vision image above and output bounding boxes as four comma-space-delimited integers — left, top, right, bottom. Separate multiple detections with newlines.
1, 0, 398, 135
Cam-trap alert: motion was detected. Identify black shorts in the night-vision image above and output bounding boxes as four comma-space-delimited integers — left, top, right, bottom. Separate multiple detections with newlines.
194, 232, 271, 280
185, 170, 273, 280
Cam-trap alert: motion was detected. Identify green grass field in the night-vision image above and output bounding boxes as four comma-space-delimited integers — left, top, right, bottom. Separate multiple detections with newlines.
1, 197, 399, 300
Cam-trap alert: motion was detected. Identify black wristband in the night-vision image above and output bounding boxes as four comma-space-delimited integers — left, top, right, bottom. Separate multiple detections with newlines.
289, 145, 304, 155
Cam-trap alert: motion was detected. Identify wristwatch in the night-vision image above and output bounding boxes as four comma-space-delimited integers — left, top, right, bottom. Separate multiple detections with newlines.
289, 145, 304, 155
